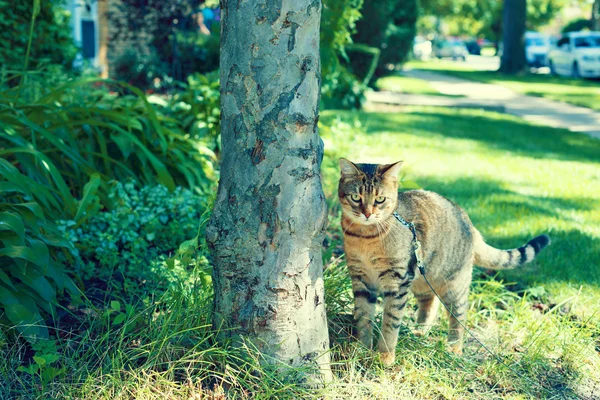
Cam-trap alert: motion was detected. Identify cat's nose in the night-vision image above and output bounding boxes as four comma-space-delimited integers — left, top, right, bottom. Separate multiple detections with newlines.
363, 210, 372, 219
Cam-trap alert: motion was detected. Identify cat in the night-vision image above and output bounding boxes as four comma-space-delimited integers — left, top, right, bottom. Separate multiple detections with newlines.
338, 158, 550, 366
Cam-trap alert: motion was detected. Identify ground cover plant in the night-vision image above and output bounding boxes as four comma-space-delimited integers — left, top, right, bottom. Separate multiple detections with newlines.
407, 59, 600, 111
2, 105, 599, 398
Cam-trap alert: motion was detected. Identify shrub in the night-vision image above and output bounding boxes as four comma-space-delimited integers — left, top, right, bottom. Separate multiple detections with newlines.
0, 0, 77, 82
108, 1, 220, 88
0, 75, 219, 342
352, 0, 418, 76
58, 181, 211, 295
0, 79, 217, 195
160, 72, 221, 152
320, 0, 367, 109
321, 66, 368, 110
0, 154, 82, 343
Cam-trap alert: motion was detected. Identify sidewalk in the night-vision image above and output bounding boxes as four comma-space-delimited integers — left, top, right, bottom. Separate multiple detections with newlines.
367, 69, 600, 140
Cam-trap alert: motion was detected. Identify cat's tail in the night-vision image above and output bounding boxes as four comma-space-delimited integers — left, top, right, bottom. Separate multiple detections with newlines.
473, 230, 550, 269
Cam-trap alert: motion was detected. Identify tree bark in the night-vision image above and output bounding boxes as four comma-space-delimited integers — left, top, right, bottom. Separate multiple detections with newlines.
206, 0, 331, 383
593, 0, 600, 31
499, 0, 526, 74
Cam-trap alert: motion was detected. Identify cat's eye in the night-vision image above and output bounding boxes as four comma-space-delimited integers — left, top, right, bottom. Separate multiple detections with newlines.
350, 194, 361, 202
375, 196, 386, 204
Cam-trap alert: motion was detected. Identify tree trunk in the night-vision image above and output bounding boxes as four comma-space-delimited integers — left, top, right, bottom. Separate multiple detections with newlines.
206, 0, 331, 383
499, 0, 526, 74
593, 0, 600, 31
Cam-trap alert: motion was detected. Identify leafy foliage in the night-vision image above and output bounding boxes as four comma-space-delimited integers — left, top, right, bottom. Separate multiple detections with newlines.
59, 181, 211, 294
0, 73, 219, 342
320, 0, 368, 109
109, 1, 220, 89
352, 0, 418, 75
0, 0, 77, 82
420, 0, 566, 43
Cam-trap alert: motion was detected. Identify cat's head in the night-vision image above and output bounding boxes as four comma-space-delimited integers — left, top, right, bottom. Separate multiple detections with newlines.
338, 158, 403, 225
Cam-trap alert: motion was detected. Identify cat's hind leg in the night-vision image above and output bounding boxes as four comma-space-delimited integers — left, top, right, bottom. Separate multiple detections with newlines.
441, 281, 470, 355
413, 291, 440, 336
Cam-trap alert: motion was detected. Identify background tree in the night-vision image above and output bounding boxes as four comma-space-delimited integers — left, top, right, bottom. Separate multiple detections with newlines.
420, 0, 564, 54
351, 0, 418, 76
499, 0, 527, 73
206, 0, 332, 382
593, 0, 600, 30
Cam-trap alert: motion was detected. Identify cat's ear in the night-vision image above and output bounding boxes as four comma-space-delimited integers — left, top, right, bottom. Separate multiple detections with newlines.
339, 158, 361, 177
378, 161, 403, 181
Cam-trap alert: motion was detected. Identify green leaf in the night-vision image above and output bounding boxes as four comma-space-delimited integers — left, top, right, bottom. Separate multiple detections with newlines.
0, 244, 49, 270
112, 313, 126, 325
110, 301, 121, 312
178, 236, 198, 256
74, 173, 101, 223
10, 268, 56, 303
0, 212, 25, 243
32, 0, 40, 18
0, 286, 48, 341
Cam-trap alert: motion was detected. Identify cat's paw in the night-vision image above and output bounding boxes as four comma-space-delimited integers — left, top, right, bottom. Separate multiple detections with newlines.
447, 343, 463, 355
379, 351, 396, 366
412, 329, 426, 337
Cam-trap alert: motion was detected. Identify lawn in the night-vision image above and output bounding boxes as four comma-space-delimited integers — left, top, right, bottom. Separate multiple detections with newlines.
407, 59, 600, 111
3, 107, 600, 399
319, 107, 600, 398
374, 74, 460, 97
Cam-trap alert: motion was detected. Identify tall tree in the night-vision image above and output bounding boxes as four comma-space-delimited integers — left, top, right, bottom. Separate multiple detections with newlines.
499, 0, 527, 74
593, 0, 600, 31
206, 0, 332, 382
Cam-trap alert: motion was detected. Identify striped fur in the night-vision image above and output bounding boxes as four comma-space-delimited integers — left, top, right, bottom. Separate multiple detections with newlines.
338, 158, 550, 365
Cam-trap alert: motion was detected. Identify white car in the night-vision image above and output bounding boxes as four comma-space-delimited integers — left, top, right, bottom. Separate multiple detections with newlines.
433, 40, 468, 61
547, 31, 600, 78
525, 32, 552, 67
413, 36, 432, 60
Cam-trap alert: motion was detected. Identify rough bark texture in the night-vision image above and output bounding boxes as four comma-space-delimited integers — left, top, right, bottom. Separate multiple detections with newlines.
206, 0, 331, 382
499, 0, 526, 74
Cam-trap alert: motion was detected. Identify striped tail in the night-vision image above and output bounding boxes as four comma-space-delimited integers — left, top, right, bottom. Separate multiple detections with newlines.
473, 231, 551, 270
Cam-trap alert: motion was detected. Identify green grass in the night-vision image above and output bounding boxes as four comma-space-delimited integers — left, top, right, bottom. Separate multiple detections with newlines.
374, 74, 462, 97
3, 107, 600, 398
407, 59, 600, 111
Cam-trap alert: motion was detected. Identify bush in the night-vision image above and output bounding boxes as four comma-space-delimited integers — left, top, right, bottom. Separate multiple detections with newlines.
59, 181, 211, 295
321, 66, 368, 110
0, 0, 77, 82
109, 1, 220, 88
0, 174, 80, 344
0, 74, 219, 342
320, 0, 367, 109
352, 0, 418, 75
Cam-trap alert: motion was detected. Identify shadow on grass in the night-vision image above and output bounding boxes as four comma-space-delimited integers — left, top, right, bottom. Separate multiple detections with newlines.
418, 176, 600, 286
353, 111, 600, 165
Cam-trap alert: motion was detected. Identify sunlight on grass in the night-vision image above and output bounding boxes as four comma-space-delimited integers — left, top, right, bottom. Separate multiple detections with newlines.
374, 75, 462, 97
319, 107, 600, 398
406, 60, 600, 110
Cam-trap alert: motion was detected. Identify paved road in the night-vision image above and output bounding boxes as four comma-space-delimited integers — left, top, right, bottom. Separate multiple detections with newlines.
376, 69, 600, 140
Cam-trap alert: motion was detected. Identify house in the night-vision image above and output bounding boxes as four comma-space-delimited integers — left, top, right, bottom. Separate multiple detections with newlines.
66, 0, 109, 77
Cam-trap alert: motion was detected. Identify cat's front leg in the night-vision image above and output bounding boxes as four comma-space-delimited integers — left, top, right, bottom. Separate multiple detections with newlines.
350, 272, 377, 348
377, 277, 411, 366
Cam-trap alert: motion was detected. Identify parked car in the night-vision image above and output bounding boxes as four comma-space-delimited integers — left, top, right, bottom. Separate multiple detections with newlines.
433, 39, 468, 61
413, 36, 432, 60
525, 31, 552, 67
547, 31, 600, 78
465, 40, 481, 55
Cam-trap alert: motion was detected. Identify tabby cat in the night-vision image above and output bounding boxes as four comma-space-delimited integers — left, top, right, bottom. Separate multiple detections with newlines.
338, 158, 550, 366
